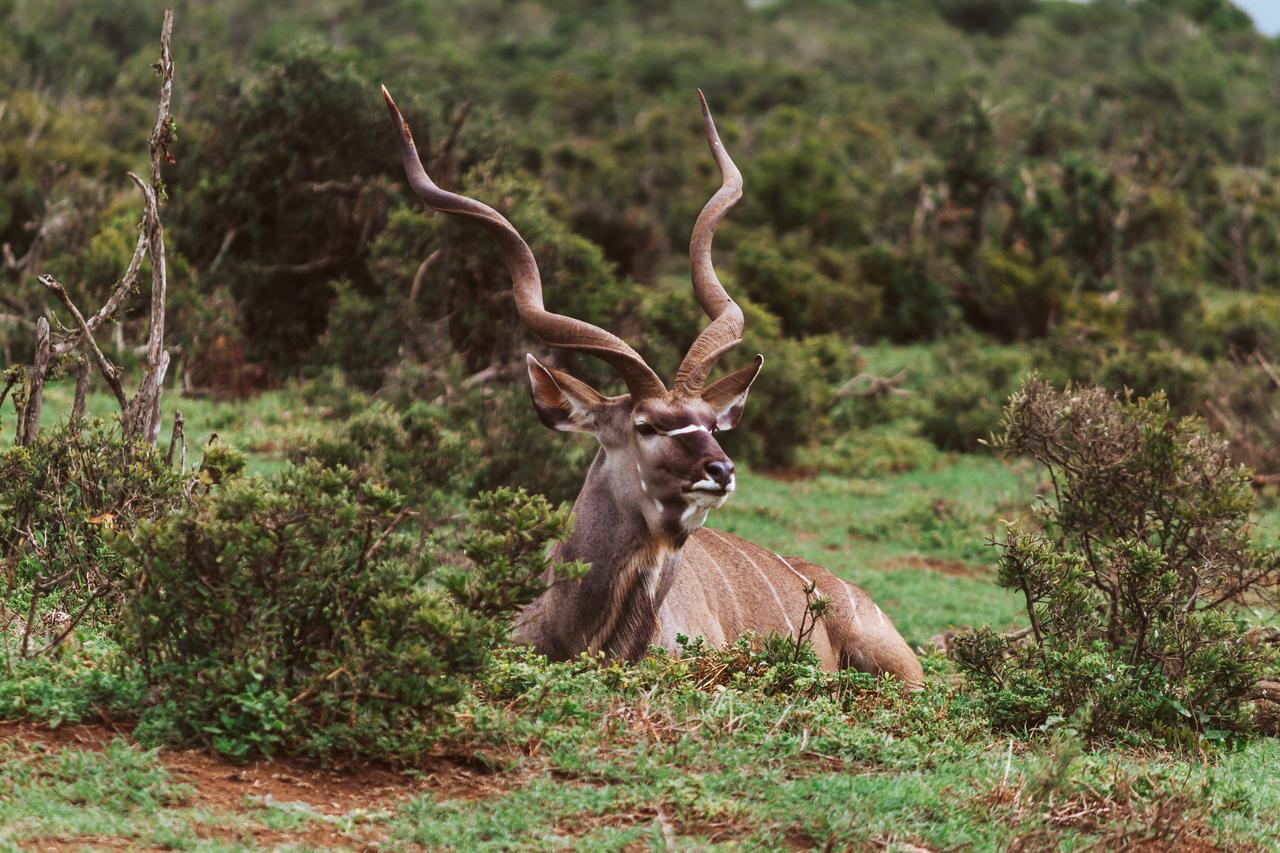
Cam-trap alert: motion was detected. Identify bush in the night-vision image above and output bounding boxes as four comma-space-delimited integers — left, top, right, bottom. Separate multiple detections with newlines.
955, 379, 1279, 744
119, 467, 578, 763
1202, 352, 1280, 474
0, 420, 186, 653
858, 246, 955, 342
800, 428, 940, 479
918, 337, 1033, 451
291, 401, 480, 513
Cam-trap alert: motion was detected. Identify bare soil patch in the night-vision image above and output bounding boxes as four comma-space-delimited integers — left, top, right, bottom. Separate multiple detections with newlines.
1, 720, 521, 811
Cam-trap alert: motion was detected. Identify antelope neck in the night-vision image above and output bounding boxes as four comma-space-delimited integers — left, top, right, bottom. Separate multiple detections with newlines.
548, 448, 684, 661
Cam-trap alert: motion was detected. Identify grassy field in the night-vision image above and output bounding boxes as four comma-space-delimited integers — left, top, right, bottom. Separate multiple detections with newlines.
2, 381, 1279, 850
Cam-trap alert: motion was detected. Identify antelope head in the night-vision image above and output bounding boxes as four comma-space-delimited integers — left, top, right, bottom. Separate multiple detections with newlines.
383, 88, 761, 540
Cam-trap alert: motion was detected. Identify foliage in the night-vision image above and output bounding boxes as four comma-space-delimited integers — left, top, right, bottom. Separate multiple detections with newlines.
956, 379, 1280, 742
0, 420, 187, 652
918, 337, 1032, 451
119, 471, 577, 763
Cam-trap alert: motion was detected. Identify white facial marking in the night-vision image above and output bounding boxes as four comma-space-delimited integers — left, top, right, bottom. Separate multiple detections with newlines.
688, 475, 735, 495
640, 480, 649, 494
653, 499, 664, 514
657, 424, 710, 437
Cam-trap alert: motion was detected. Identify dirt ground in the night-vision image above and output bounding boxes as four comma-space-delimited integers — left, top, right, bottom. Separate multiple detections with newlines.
1, 721, 520, 850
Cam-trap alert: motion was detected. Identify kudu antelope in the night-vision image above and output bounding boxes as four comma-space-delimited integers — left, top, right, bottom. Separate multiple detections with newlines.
383, 87, 923, 688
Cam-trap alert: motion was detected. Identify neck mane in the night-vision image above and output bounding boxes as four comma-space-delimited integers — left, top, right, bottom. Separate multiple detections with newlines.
517, 448, 685, 661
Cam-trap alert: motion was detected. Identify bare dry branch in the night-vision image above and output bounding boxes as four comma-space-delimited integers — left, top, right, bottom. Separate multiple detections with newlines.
40, 275, 128, 409
122, 9, 175, 445
71, 352, 91, 422
16, 318, 51, 446
166, 410, 185, 468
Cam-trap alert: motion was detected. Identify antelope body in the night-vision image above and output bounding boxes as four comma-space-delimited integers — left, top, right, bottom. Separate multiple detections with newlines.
384, 87, 923, 689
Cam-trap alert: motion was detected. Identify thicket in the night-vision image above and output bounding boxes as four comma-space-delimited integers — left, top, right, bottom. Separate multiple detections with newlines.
5, 0, 1280, 480
0, 410, 581, 762
955, 380, 1280, 744
122, 468, 576, 762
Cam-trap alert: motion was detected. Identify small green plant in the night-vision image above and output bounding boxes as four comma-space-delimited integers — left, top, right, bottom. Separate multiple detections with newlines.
955, 379, 1280, 743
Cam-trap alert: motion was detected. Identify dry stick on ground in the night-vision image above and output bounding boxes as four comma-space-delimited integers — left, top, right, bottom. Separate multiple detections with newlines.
70, 351, 91, 423
165, 410, 185, 468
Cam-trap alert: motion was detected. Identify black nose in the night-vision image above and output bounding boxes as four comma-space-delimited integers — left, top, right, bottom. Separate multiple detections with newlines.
705, 460, 734, 488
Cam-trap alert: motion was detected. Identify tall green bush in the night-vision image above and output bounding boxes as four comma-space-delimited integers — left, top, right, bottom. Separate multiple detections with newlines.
955, 379, 1279, 744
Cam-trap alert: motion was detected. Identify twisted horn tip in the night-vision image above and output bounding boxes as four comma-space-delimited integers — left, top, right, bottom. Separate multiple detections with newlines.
381, 85, 415, 147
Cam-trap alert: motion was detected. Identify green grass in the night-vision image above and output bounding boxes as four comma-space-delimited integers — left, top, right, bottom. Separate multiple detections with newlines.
2, 377, 337, 476
5, 647, 1278, 850
719, 455, 1032, 643
2, 378, 1279, 850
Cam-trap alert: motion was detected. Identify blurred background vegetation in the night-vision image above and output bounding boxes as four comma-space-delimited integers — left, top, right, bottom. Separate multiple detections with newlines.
4, 0, 1280, 485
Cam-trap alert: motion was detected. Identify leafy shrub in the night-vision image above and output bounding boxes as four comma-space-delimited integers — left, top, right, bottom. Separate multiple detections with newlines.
958, 249, 1069, 342
1202, 352, 1280, 474
1202, 294, 1280, 359
119, 468, 578, 763
955, 379, 1280, 743
292, 401, 480, 513
733, 231, 881, 339
1096, 335, 1209, 412
858, 246, 955, 342
0, 420, 186, 653
918, 337, 1033, 451
799, 428, 941, 479
935, 0, 1034, 35
0, 636, 145, 728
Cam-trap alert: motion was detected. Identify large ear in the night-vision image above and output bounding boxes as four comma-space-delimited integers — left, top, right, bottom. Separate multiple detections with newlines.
526, 354, 607, 433
700, 354, 763, 431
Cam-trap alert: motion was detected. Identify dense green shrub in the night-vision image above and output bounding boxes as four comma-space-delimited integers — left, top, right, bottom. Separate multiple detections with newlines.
858, 246, 955, 343
1202, 294, 1280, 359
0, 421, 187, 652
733, 232, 881, 339
1096, 335, 1209, 412
291, 401, 479, 512
955, 380, 1279, 743
799, 428, 940, 479
1202, 354, 1280, 474
918, 338, 1033, 451
958, 249, 1069, 342
120, 469, 578, 763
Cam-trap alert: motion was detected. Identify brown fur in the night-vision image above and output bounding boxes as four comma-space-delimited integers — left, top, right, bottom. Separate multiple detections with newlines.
514, 443, 924, 689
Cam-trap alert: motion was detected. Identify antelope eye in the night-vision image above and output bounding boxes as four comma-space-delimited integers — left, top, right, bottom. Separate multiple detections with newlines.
635, 423, 656, 437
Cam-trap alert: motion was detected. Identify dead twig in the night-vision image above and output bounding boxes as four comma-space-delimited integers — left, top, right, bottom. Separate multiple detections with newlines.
39, 275, 128, 409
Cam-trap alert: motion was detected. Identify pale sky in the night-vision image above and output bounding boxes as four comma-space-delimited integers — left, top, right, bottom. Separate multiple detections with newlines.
1233, 0, 1280, 35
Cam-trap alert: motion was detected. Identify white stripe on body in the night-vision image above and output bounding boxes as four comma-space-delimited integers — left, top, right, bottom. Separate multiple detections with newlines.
703, 529, 796, 634
773, 553, 813, 588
